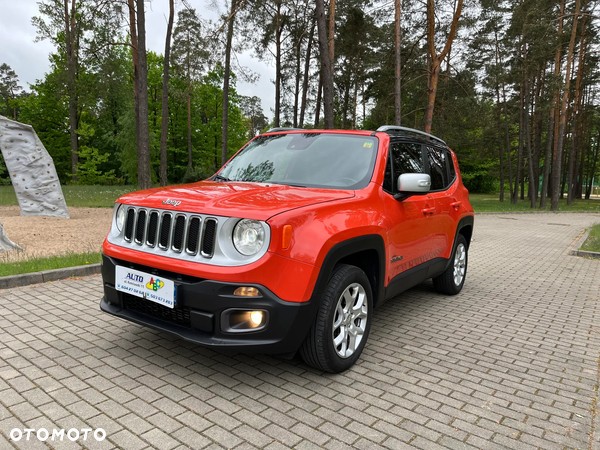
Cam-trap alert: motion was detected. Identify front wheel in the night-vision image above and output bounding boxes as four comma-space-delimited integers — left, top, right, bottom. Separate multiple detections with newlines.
433, 234, 468, 295
300, 264, 372, 373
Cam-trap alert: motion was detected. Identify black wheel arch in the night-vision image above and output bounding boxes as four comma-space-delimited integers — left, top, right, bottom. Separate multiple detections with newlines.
310, 235, 386, 308
445, 215, 474, 271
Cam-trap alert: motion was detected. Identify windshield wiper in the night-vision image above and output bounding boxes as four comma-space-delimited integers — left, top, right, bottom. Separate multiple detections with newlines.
268, 181, 307, 188
213, 174, 230, 182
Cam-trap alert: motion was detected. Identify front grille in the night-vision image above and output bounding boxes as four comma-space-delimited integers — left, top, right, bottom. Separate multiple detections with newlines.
187, 217, 201, 254
120, 207, 218, 260
135, 210, 147, 244
159, 214, 172, 249
172, 215, 186, 252
123, 293, 191, 327
147, 211, 159, 246
124, 209, 135, 241
202, 219, 217, 257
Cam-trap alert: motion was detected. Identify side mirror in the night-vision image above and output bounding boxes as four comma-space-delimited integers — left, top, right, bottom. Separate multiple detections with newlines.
394, 173, 431, 200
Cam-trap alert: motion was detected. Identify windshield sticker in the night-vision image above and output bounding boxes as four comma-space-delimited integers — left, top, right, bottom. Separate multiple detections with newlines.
363, 142, 373, 148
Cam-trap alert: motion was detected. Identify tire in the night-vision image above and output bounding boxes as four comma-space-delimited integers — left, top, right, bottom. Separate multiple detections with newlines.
300, 264, 372, 373
433, 234, 468, 295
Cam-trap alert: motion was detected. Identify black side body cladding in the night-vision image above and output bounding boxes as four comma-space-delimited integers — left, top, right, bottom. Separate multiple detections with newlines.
383, 215, 474, 302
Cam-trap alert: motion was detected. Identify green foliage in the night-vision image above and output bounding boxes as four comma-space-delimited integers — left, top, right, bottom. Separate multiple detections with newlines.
75, 145, 122, 185
180, 166, 216, 184
459, 160, 497, 194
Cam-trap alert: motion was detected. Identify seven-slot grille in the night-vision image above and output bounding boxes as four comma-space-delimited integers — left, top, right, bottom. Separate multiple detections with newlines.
123, 207, 217, 257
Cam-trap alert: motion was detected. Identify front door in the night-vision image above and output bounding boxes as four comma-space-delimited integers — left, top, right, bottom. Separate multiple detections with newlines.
383, 141, 439, 283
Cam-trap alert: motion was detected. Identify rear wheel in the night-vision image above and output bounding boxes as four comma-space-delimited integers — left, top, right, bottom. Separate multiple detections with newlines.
300, 264, 372, 373
433, 234, 468, 295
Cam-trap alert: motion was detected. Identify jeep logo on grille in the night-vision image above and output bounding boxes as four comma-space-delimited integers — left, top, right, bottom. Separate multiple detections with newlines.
162, 199, 181, 207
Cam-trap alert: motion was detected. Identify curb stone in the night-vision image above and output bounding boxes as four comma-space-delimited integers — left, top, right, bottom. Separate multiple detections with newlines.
0, 263, 102, 290
569, 228, 600, 259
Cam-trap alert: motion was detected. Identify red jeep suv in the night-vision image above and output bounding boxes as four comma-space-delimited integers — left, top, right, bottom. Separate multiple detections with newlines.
100, 126, 474, 373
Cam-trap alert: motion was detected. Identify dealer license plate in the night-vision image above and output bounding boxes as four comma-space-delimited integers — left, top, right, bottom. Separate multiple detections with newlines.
115, 266, 176, 309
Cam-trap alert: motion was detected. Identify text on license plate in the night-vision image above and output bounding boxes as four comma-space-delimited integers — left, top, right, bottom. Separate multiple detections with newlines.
115, 266, 176, 309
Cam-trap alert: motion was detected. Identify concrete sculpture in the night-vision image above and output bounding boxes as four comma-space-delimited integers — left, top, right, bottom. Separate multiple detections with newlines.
0, 221, 22, 252
0, 115, 69, 218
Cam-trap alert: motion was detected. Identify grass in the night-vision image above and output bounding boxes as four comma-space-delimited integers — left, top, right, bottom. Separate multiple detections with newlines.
581, 224, 600, 253
1, 184, 598, 212
0, 252, 102, 277
0, 185, 138, 208
469, 193, 600, 213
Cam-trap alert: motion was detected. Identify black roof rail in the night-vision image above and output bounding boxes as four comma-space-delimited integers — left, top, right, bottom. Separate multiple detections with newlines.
376, 125, 446, 146
265, 127, 304, 133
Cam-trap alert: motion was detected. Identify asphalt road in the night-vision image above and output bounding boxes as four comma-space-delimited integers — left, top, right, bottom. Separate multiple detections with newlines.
1, 212, 600, 450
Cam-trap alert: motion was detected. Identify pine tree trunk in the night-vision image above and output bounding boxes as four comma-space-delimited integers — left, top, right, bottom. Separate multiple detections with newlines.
293, 30, 302, 128
159, 0, 174, 186
394, 0, 401, 126
341, 72, 350, 129
525, 79, 535, 208
136, 0, 152, 190
221, 0, 238, 166
128, 0, 140, 182
539, 108, 555, 209
502, 81, 513, 200
352, 79, 358, 129
586, 135, 599, 199
567, 11, 587, 205
514, 83, 523, 204
540, 0, 565, 208
316, 0, 334, 129
187, 81, 192, 172
314, 71, 322, 127
493, 30, 504, 202
551, 0, 580, 211
64, 0, 79, 181
299, 20, 315, 128
274, 2, 281, 128
328, 0, 335, 72
424, 0, 463, 134
532, 66, 544, 202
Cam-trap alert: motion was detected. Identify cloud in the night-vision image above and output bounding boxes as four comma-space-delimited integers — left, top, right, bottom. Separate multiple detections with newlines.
0, 0, 274, 118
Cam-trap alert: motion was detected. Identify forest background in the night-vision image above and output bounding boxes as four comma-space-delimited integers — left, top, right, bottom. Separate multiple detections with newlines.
0, 0, 599, 211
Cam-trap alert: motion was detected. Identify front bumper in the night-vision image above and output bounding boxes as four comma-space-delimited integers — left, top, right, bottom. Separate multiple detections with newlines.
100, 254, 319, 354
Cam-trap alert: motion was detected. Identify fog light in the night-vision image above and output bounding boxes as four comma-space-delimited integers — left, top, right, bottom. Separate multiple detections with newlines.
222, 309, 269, 333
250, 311, 264, 326
234, 287, 261, 297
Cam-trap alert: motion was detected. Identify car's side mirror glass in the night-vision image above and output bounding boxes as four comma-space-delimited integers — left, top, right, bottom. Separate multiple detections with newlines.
394, 173, 431, 201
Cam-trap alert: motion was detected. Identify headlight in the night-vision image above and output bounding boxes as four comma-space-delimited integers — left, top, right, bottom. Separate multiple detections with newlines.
116, 204, 126, 231
233, 219, 265, 256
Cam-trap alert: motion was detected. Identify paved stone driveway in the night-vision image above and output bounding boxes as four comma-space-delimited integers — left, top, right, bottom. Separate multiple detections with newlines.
1, 213, 600, 450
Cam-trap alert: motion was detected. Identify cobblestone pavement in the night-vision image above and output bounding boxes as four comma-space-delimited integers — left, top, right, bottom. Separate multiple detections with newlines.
1, 213, 600, 450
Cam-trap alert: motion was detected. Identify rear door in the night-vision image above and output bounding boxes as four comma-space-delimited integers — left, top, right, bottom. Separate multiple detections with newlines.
425, 145, 459, 259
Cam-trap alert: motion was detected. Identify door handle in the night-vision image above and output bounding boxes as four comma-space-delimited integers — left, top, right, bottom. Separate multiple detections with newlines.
450, 201, 461, 209
422, 207, 436, 215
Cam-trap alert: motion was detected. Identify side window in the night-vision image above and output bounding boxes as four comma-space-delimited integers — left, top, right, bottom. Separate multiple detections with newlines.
447, 150, 456, 181
383, 153, 393, 192
391, 142, 424, 192
427, 146, 448, 190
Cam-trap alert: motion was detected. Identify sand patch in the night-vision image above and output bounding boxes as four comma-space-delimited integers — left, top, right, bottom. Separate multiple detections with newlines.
0, 206, 112, 261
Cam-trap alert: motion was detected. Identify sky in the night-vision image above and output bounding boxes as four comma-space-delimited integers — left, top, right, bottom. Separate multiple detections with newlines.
0, 0, 276, 118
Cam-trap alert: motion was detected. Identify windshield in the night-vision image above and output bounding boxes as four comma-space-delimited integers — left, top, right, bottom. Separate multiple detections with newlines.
218, 133, 378, 190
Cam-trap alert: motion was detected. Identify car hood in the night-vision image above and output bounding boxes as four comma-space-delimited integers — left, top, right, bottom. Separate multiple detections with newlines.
117, 181, 355, 221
